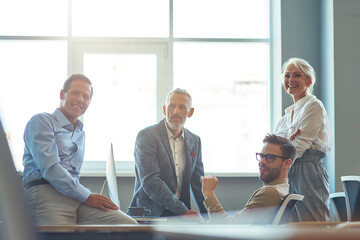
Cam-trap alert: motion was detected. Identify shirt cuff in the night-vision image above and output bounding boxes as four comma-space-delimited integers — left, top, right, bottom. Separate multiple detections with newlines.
76, 184, 92, 203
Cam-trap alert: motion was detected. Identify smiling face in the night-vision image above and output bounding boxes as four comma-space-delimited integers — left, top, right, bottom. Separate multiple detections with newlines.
163, 93, 194, 133
59, 79, 92, 125
283, 64, 312, 103
258, 143, 291, 184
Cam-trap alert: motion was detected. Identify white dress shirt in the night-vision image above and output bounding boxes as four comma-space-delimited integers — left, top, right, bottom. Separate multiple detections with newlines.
165, 123, 186, 199
275, 95, 333, 159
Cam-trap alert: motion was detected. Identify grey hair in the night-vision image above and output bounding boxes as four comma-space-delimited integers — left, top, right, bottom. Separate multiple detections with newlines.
281, 57, 316, 95
165, 88, 192, 108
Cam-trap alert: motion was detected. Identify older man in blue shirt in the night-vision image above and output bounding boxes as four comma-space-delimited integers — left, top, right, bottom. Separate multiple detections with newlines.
22, 74, 136, 225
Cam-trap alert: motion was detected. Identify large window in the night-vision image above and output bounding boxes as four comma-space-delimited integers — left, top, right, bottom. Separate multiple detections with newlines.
174, 43, 269, 172
83, 53, 158, 163
0, 0, 270, 174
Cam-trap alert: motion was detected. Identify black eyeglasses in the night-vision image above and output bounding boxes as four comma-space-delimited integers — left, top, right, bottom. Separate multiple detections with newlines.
256, 153, 289, 163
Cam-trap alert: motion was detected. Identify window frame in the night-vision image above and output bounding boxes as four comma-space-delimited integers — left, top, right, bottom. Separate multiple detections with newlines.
0, 0, 278, 177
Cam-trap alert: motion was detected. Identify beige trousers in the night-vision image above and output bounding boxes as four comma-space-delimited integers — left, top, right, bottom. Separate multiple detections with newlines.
25, 184, 137, 225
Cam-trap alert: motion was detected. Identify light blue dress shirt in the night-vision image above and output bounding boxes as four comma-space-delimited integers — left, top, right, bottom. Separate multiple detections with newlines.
22, 108, 91, 202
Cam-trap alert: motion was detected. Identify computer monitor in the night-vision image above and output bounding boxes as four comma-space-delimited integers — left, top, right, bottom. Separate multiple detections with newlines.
0, 119, 37, 240
105, 143, 120, 208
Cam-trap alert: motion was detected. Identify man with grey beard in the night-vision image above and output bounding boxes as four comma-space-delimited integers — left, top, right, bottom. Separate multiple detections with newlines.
201, 134, 295, 224
128, 88, 207, 218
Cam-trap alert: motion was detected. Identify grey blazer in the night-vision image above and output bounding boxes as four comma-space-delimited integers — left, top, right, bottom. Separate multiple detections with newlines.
128, 119, 207, 216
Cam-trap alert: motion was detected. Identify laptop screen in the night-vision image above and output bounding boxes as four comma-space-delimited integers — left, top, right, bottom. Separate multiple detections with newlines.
106, 143, 120, 208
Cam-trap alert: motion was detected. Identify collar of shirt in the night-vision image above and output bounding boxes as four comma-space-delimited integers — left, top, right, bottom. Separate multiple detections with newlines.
164, 121, 184, 140
53, 108, 84, 131
264, 178, 288, 186
284, 95, 316, 114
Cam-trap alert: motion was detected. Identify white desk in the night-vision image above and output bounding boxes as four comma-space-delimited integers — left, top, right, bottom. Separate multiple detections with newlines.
36, 223, 360, 240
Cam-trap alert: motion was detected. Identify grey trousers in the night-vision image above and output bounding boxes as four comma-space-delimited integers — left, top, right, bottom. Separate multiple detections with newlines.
25, 184, 138, 225
289, 149, 330, 222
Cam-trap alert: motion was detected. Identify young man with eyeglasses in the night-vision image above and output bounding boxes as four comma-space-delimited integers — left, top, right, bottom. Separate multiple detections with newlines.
201, 134, 296, 224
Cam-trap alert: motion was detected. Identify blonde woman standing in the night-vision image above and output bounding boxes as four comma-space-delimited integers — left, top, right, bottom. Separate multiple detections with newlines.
275, 58, 333, 221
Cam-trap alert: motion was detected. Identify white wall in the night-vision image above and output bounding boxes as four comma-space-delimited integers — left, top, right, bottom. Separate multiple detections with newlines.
333, 0, 360, 191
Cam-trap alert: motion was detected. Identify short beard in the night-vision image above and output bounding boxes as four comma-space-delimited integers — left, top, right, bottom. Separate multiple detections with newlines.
166, 117, 186, 130
260, 163, 282, 184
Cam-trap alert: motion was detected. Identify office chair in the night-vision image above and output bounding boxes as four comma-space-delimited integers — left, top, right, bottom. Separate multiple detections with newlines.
330, 192, 347, 222
272, 194, 304, 225
341, 176, 360, 221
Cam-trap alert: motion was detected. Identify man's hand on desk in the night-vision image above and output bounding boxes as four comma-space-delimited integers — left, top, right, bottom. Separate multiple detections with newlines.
183, 210, 203, 223
184, 209, 200, 216
85, 193, 118, 212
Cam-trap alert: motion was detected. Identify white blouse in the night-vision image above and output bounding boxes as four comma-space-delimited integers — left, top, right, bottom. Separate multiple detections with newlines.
275, 95, 333, 159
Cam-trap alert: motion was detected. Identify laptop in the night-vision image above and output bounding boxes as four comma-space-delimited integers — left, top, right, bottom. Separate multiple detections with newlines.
103, 143, 121, 208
